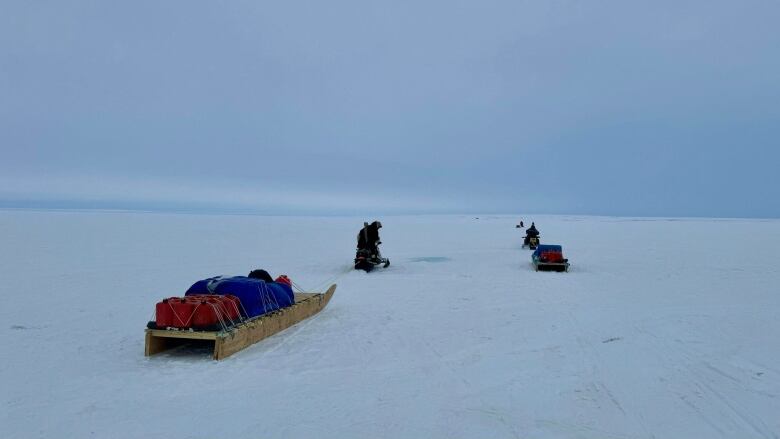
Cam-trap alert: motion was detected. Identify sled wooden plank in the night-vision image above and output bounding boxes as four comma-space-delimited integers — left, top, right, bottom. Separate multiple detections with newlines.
145, 330, 169, 356
145, 329, 218, 340
144, 284, 336, 360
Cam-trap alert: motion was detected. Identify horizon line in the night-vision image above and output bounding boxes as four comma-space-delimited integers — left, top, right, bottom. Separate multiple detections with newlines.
1, 204, 777, 222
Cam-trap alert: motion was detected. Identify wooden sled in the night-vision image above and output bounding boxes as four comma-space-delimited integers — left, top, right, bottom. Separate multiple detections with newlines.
145, 284, 336, 360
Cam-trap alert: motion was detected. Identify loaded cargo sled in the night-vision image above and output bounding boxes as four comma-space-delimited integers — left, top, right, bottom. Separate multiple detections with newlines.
532, 245, 570, 272
145, 284, 336, 360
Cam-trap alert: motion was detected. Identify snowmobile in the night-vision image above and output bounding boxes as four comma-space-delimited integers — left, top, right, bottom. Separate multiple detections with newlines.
522, 223, 540, 249
354, 221, 390, 272
523, 235, 540, 250
354, 247, 390, 272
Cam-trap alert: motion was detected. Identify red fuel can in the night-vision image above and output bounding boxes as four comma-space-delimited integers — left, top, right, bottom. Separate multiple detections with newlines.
155, 298, 175, 328
192, 300, 219, 329
222, 295, 241, 320
222, 295, 243, 318
169, 298, 197, 328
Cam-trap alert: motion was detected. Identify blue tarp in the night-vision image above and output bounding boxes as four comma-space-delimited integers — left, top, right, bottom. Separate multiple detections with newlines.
185, 276, 294, 318
533, 244, 563, 258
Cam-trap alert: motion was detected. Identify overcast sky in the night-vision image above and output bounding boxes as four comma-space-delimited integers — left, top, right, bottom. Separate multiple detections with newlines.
1, 0, 778, 217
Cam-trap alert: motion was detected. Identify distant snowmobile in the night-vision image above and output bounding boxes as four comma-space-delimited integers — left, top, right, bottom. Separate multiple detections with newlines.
355, 221, 390, 272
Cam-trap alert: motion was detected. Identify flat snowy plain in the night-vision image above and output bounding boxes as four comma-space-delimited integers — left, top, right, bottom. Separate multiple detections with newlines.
1, 209, 779, 439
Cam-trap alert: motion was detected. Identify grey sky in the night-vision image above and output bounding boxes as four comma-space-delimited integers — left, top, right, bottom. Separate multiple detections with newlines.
2, 0, 779, 217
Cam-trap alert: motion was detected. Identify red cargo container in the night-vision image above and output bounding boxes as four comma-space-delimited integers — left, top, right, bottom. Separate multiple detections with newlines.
192, 299, 219, 329
169, 298, 197, 328
155, 298, 175, 328
153, 294, 243, 331
223, 295, 241, 320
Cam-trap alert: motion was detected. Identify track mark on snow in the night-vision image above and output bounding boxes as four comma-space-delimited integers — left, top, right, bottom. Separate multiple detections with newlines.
465, 407, 521, 439
256, 313, 325, 358
9, 324, 48, 330
638, 324, 778, 439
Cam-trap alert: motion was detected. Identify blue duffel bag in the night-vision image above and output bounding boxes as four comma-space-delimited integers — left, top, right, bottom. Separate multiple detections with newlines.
185, 276, 294, 318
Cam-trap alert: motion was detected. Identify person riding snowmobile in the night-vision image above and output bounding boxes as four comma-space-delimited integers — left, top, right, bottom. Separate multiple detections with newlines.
357, 221, 382, 254
355, 221, 389, 271
524, 222, 540, 248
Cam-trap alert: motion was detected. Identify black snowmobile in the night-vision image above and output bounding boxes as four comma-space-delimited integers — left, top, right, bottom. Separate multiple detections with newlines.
354, 221, 390, 272
523, 234, 540, 250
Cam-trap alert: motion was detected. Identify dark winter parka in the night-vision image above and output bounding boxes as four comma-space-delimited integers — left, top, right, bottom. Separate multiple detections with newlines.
357, 221, 382, 251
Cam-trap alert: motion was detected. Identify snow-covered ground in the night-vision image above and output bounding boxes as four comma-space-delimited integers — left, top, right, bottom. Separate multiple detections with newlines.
1, 210, 779, 439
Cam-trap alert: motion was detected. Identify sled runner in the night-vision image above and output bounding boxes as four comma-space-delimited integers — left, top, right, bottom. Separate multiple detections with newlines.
145, 284, 336, 360
532, 245, 570, 272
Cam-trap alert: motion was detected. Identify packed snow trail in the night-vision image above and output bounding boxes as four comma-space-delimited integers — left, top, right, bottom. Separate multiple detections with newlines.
1, 211, 779, 438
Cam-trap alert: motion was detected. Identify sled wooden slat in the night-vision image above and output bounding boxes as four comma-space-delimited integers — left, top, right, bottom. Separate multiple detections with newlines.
144, 284, 336, 360
145, 329, 218, 340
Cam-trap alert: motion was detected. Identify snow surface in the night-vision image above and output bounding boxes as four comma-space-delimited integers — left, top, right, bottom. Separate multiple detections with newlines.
1, 210, 779, 439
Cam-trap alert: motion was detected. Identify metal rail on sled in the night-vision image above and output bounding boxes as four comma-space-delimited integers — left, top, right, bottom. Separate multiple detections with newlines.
145, 284, 336, 360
